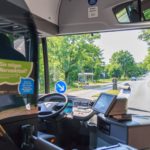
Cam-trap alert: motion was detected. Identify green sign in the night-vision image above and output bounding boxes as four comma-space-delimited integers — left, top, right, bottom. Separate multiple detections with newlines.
0, 59, 34, 94
0, 59, 33, 85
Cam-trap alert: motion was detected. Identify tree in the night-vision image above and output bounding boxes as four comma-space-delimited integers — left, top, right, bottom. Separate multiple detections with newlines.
139, 30, 150, 46
135, 63, 147, 76
106, 63, 122, 78
46, 34, 104, 84
139, 29, 150, 71
39, 44, 45, 93
143, 49, 150, 70
109, 50, 135, 78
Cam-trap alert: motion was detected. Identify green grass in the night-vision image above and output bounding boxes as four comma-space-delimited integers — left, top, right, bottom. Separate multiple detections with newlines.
92, 90, 120, 98
39, 79, 124, 94
96, 79, 112, 83
106, 90, 120, 95
67, 86, 83, 92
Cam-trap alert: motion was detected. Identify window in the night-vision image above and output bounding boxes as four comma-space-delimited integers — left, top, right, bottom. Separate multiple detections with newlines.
45, 30, 150, 116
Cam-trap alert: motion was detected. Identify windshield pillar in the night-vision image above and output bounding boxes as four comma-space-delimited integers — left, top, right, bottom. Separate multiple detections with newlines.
41, 38, 50, 93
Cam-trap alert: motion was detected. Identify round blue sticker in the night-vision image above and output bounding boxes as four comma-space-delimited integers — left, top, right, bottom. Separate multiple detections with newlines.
88, 0, 97, 5
18, 78, 34, 95
55, 81, 67, 94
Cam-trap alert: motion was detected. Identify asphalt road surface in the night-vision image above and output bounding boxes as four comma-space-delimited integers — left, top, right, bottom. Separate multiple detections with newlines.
67, 74, 150, 115
67, 84, 113, 101
128, 73, 150, 112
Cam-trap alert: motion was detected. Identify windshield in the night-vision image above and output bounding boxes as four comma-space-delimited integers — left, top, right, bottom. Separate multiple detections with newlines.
39, 29, 150, 115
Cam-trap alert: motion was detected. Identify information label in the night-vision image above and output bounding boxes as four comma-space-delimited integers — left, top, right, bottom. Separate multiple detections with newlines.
88, 6, 98, 18
18, 78, 34, 95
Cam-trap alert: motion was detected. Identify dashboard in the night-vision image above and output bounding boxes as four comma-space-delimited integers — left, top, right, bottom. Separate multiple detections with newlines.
63, 100, 93, 118
38, 93, 117, 120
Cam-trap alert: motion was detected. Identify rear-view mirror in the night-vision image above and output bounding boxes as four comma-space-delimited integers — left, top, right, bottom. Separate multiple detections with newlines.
113, 0, 150, 23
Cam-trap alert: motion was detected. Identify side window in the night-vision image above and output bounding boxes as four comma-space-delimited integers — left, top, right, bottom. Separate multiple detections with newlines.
0, 32, 37, 119
14, 36, 25, 56
0, 33, 26, 61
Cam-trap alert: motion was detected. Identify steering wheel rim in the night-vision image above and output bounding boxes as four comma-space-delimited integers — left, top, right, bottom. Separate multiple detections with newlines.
38, 93, 68, 119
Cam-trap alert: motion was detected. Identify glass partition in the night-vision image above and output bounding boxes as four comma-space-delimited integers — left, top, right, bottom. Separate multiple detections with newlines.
0, 0, 38, 121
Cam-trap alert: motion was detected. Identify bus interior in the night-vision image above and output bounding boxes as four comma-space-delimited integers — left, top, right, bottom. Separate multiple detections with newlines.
0, 0, 150, 150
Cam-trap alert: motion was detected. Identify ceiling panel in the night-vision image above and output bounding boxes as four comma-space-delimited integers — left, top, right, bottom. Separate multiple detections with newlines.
25, 0, 61, 25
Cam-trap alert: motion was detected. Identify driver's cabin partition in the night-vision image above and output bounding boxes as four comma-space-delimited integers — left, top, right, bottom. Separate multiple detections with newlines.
0, 1, 38, 149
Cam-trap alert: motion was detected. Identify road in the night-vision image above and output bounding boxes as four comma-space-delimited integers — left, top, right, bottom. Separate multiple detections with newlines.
67, 84, 113, 101
68, 74, 150, 114
128, 73, 150, 112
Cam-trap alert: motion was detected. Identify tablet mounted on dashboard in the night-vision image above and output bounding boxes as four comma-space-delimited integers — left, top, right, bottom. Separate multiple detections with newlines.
92, 93, 117, 116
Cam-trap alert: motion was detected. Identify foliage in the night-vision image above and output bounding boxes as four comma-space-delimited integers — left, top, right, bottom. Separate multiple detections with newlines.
106, 50, 146, 79
43, 34, 104, 85
39, 44, 45, 93
106, 90, 120, 95
92, 90, 120, 99
39, 31, 150, 93
109, 50, 135, 78
143, 9, 150, 20
105, 63, 122, 78
139, 30, 150, 70
139, 30, 150, 45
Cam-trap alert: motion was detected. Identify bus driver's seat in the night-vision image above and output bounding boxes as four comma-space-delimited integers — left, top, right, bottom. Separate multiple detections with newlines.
0, 33, 25, 61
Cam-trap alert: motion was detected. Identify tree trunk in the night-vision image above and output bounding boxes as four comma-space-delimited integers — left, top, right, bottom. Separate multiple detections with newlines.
65, 71, 69, 84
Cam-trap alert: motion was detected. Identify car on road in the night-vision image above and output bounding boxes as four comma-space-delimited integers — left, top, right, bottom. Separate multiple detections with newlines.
131, 77, 137, 81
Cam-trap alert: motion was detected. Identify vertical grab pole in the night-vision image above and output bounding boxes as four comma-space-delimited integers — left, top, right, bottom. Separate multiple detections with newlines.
41, 38, 50, 93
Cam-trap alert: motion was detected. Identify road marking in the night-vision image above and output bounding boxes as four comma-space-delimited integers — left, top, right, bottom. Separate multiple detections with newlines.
57, 84, 65, 91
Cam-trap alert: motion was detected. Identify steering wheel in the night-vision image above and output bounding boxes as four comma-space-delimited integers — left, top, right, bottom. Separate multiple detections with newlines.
38, 93, 68, 119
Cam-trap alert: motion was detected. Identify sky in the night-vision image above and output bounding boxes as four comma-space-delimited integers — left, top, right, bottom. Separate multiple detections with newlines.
94, 30, 148, 64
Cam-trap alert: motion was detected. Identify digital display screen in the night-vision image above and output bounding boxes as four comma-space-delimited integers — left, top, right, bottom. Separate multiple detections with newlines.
93, 93, 116, 116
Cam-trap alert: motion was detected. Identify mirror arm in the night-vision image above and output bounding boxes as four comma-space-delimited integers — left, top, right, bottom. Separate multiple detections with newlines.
138, 0, 142, 21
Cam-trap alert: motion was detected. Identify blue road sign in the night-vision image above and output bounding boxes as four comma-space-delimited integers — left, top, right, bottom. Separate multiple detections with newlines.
55, 81, 67, 94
